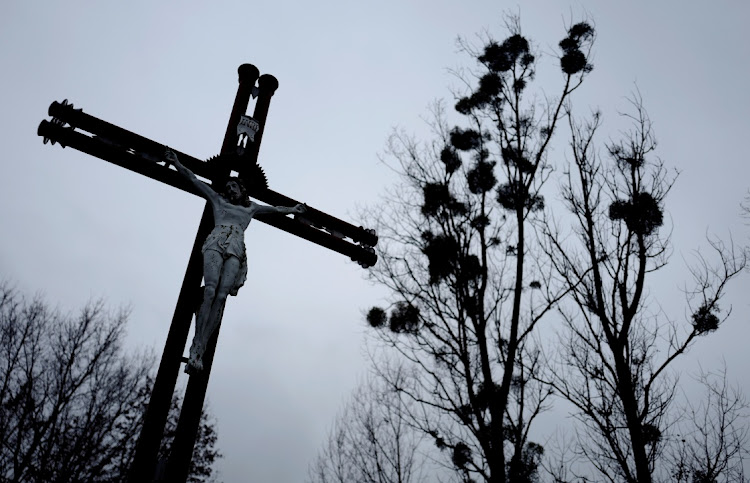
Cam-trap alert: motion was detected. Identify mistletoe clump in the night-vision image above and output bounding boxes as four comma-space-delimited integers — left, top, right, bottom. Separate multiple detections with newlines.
479, 34, 534, 73
455, 33, 534, 114
421, 231, 482, 285
467, 160, 497, 194
558, 22, 594, 75
502, 145, 534, 173
496, 180, 544, 212
452, 441, 472, 469
477, 72, 503, 99
365, 306, 387, 328
456, 72, 506, 114
422, 182, 467, 217
422, 231, 460, 284
450, 127, 482, 151
470, 214, 490, 230
388, 301, 420, 334
641, 423, 662, 446
366, 303, 420, 334
608, 192, 663, 235
507, 442, 545, 483
440, 145, 462, 174
691, 303, 720, 334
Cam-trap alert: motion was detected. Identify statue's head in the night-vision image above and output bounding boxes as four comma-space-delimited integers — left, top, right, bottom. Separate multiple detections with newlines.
222, 178, 250, 207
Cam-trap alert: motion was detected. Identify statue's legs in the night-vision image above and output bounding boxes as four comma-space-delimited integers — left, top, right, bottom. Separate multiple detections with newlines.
203, 256, 240, 342
188, 250, 240, 372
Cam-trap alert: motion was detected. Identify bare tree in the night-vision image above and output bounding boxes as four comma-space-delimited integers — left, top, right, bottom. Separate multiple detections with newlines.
0, 282, 221, 482
308, 370, 427, 483
361, 18, 595, 483
668, 365, 749, 483
539, 95, 746, 483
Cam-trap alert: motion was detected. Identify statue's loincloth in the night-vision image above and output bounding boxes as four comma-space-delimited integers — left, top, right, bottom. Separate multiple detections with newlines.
201, 224, 248, 296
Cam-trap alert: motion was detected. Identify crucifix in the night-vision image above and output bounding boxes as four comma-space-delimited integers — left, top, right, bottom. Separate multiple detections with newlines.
37, 63, 377, 483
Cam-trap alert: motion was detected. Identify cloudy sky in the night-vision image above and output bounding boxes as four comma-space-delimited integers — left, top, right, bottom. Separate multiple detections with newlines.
1, 1, 748, 481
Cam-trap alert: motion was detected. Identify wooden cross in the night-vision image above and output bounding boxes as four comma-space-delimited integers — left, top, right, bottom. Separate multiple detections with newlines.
37, 64, 377, 483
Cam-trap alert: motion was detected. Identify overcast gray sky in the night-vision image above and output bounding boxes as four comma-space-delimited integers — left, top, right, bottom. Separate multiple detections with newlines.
1, 1, 749, 481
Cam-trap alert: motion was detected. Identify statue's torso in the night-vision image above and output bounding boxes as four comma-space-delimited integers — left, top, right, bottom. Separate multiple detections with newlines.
211, 197, 256, 231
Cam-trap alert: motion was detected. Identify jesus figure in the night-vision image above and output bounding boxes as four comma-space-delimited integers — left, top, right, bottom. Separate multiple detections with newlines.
165, 149, 306, 373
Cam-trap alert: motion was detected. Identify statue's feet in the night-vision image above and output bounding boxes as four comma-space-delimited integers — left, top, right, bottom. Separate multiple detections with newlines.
185, 355, 203, 374
185, 344, 204, 374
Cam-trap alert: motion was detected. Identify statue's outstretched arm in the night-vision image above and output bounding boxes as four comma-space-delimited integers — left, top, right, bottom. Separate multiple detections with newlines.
164, 149, 219, 203
253, 203, 307, 216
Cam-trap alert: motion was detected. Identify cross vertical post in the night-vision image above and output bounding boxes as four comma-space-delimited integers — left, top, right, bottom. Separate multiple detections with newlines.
163, 72, 279, 482
128, 64, 261, 482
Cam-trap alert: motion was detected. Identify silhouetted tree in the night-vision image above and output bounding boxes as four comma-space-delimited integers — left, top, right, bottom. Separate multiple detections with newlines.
361, 17, 594, 483
539, 95, 746, 483
308, 369, 427, 483
668, 365, 749, 483
0, 282, 221, 482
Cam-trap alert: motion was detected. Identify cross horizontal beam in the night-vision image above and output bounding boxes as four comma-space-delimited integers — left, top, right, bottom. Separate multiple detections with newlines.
38, 101, 377, 268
